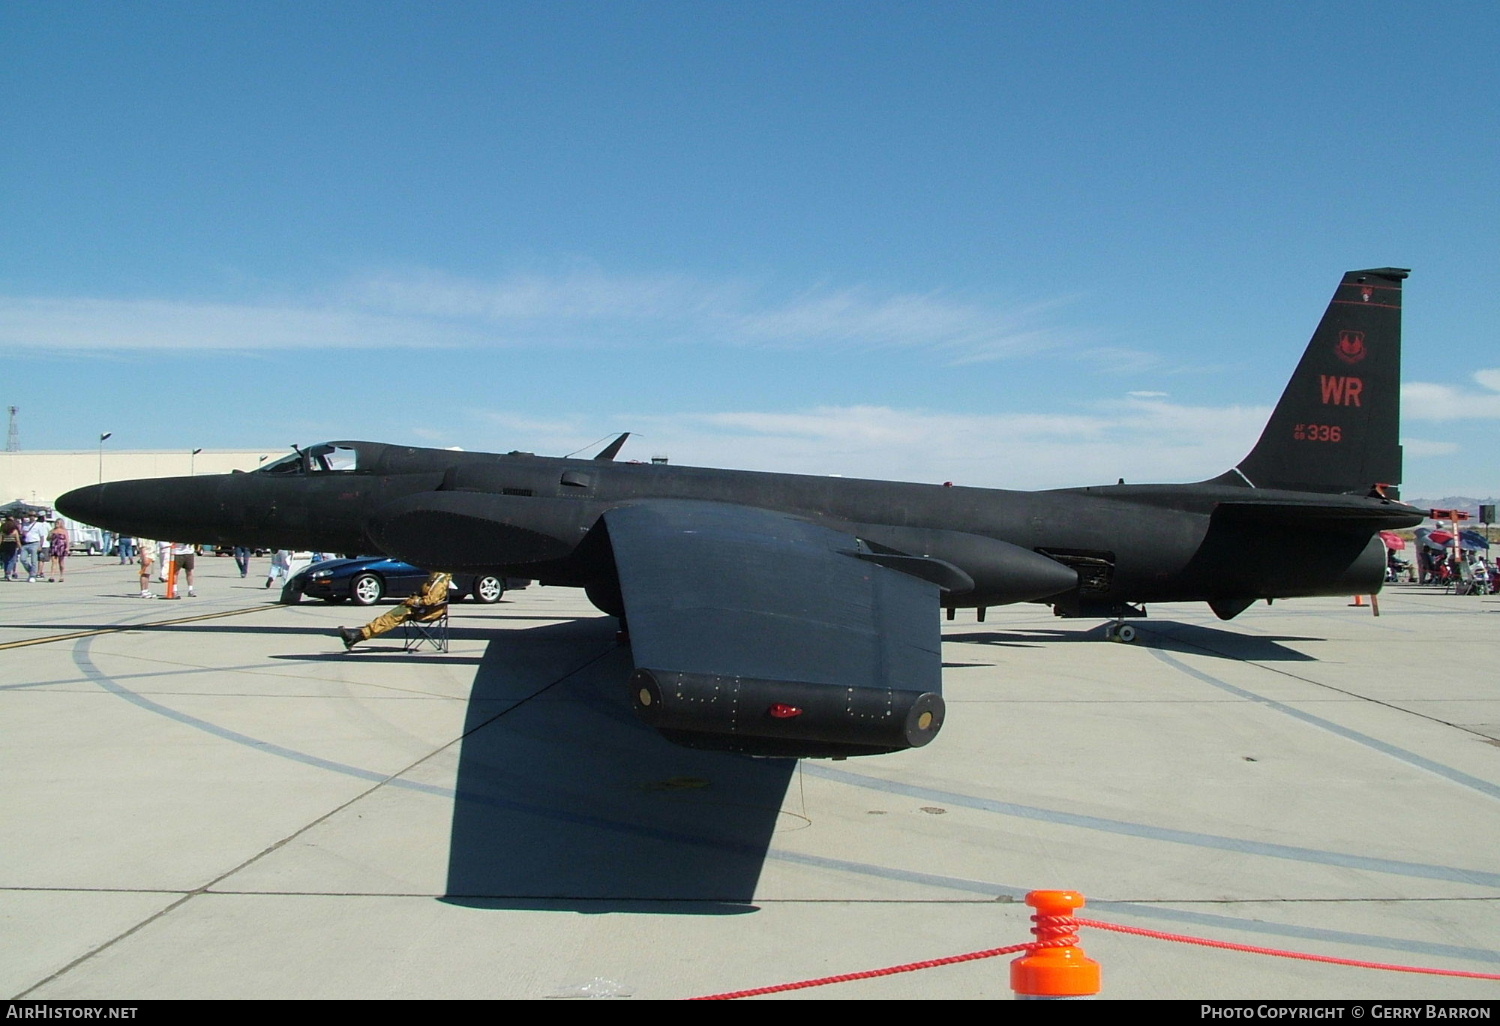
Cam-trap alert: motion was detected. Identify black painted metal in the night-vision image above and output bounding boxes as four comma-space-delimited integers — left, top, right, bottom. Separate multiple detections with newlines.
57, 269, 1428, 757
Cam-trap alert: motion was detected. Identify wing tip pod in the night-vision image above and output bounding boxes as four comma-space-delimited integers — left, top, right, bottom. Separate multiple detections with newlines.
631, 668, 945, 758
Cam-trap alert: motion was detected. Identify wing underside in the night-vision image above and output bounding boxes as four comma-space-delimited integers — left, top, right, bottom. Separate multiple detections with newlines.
603, 500, 945, 757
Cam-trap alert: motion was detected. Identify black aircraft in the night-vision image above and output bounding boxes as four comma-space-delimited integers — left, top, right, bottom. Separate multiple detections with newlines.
59, 268, 1425, 760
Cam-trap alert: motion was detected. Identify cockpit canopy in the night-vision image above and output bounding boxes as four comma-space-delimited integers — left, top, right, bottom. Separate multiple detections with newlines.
259, 443, 363, 475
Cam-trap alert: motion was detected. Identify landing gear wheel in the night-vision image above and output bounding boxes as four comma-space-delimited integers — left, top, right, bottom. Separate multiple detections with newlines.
351, 573, 383, 606
1116, 624, 1137, 644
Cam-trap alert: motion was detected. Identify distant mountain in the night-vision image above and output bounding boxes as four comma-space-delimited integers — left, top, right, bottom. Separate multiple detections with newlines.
1403, 496, 1498, 520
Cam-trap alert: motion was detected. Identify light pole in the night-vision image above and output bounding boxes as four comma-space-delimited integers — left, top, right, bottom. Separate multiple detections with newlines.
98, 432, 112, 484
191, 448, 203, 476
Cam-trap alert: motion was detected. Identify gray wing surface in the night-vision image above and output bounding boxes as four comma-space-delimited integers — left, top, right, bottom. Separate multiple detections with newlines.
603, 500, 945, 757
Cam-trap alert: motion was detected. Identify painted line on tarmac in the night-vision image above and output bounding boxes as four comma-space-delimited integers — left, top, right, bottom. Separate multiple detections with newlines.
0, 604, 281, 651
66, 630, 1500, 894
1149, 646, 1500, 804
804, 763, 1500, 888
61, 637, 1500, 968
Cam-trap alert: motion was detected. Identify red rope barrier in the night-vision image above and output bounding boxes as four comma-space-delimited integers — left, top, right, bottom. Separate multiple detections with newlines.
1076, 918, 1500, 981
687, 913, 1500, 999
688, 942, 1031, 1000
1031, 912, 1083, 947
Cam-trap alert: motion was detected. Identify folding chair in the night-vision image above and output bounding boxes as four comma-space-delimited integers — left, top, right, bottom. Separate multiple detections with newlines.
401, 603, 450, 653
1450, 562, 1476, 596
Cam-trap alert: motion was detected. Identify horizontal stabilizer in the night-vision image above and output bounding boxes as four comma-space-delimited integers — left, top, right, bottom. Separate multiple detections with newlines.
1214, 499, 1424, 530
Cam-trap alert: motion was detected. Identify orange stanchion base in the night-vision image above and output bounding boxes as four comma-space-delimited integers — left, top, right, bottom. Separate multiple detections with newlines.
1011, 890, 1101, 999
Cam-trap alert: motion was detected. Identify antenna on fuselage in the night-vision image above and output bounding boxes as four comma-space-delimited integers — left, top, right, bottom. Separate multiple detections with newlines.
562, 432, 633, 461
593, 432, 631, 461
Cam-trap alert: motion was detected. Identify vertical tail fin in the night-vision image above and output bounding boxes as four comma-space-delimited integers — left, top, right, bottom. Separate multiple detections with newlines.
1219, 267, 1409, 495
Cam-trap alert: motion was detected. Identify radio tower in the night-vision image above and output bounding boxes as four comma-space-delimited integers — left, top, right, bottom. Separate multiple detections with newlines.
5, 407, 17, 452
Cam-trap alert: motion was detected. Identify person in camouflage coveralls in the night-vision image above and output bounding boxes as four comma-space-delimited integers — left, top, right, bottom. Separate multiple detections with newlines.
339, 572, 452, 650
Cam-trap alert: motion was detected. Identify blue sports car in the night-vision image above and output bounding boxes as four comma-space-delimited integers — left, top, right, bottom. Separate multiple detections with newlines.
282, 556, 519, 606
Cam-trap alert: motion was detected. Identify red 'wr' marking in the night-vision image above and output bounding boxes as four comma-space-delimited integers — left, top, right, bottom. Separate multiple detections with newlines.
1320, 375, 1363, 406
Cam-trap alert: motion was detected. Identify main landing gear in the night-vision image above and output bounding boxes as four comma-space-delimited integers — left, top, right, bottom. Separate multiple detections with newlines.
1100, 604, 1147, 643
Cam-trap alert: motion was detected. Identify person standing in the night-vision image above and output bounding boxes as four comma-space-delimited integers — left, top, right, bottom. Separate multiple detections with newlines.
118, 535, 135, 564
265, 549, 292, 589
137, 538, 157, 598
169, 541, 197, 597
34, 520, 54, 579
0, 517, 20, 580
20, 516, 45, 582
233, 545, 252, 578
48, 520, 69, 581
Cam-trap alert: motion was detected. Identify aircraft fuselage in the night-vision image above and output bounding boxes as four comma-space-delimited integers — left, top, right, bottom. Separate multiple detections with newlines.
53, 268, 1428, 758
60, 440, 1411, 619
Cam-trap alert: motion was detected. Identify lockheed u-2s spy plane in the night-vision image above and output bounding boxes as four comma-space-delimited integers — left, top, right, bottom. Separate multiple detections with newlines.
60, 268, 1425, 760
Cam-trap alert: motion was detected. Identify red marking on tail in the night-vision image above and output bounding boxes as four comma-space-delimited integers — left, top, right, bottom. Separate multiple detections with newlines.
1319, 375, 1363, 406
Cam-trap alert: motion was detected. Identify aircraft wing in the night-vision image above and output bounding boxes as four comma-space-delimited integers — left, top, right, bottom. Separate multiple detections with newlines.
603, 500, 945, 758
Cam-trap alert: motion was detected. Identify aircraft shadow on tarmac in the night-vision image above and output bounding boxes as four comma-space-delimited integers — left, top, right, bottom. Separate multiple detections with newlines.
8, 622, 543, 654
944, 622, 1321, 662
10, 623, 372, 638
441, 618, 795, 914
11, 618, 1318, 663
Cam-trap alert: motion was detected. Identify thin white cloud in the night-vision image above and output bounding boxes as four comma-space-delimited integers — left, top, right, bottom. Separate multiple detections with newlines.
0, 270, 1080, 362
416, 391, 1479, 494
471, 410, 592, 442
0, 297, 473, 351
352, 269, 721, 326
1400, 438, 1461, 458
1074, 346, 1163, 375
726, 287, 1073, 362
602, 398, 1272, 490
1403, 370, 1500, 421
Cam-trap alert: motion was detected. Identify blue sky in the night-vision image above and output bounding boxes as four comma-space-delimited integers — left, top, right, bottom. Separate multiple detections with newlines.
3, 1, 1496, 498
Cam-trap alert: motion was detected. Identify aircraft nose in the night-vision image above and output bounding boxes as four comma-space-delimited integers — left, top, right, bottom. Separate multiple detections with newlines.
56, 477, 220, 540
55, 484, 107, 525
